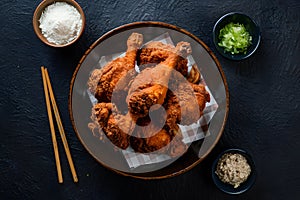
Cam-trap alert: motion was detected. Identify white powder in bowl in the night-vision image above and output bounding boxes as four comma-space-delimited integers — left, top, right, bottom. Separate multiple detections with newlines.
39, 2, 83, 45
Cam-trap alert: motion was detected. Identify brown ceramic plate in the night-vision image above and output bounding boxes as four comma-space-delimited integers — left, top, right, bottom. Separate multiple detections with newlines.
69, 21, 229, 179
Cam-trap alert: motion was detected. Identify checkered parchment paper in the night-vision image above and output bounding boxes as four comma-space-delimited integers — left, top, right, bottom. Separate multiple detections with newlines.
88, 32, 218, 168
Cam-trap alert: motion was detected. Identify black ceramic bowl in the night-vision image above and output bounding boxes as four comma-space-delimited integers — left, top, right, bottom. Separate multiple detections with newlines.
212, 149, 256, 194
213, 12, 261, 60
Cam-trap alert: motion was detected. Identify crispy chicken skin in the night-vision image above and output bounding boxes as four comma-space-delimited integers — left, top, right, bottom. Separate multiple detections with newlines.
90, 103, 135, 149
138, 41, 189, 77
167, 131, 188, 157
167, 71, 210, 125
130, 125, 172, 154
139, 41, 203, 84
130, 113, 187, 156
88, 33, 143, 103
127, 42, 192, 120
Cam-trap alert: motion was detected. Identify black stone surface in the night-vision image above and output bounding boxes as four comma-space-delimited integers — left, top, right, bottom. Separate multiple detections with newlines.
1, 0, 299, 199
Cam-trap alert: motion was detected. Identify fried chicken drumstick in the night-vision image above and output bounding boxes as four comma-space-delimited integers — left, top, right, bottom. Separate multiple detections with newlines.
130, 107, 188, 156
88, 33, 143, 103
90, 103, 135, 149
167, 71, 211, 125
126, 41, 192, 120
138, 41, 202, 84
130, 123, 187, 156
138, 41, 189, 77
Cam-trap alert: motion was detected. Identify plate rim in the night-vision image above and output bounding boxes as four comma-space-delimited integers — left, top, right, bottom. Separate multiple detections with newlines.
68, 21, 230, 180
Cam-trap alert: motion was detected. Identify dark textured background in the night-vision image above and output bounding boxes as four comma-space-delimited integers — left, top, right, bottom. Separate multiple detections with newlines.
1, 0, 300, 199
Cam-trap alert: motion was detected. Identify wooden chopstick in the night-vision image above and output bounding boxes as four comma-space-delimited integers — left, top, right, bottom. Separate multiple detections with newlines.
44, 68, 78, 183
41, 66, 63, 183
41, 66, 78, 183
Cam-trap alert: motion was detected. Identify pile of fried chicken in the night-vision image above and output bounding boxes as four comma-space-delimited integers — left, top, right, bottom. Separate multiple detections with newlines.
88, 32, 210, 157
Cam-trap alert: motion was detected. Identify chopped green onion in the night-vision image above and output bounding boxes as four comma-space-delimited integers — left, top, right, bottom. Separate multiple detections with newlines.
218, 22, 252, 54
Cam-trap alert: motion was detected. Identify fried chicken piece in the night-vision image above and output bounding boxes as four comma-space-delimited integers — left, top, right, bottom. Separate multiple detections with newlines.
167, 128, 188, 157
130, 113, 187, 156
130, 77, 208, 155
130, 125, 172, 154
88, 32, 143, 103
139, 41, 203, 85
90, 102, 135, 149
127, 41, 192, 120
128, 97, 187, 156
166, 71, 210, 125
138, 41, 189, 77
112, 69, 137, 112
128, 75, 209, 155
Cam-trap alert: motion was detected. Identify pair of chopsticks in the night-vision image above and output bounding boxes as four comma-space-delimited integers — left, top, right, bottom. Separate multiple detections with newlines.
41, 66, 78, 183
